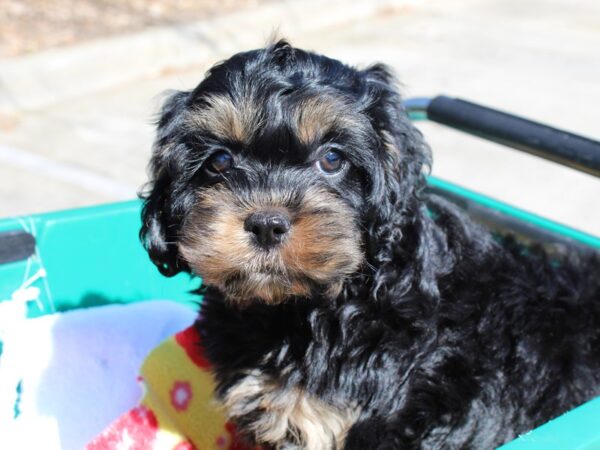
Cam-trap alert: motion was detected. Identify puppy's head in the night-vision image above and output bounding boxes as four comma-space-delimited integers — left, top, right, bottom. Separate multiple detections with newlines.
140, 40, 430, 304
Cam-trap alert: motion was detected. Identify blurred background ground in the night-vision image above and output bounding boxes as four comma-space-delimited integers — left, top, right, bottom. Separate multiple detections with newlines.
0, 0, 598, 236
0, 0, 269, 57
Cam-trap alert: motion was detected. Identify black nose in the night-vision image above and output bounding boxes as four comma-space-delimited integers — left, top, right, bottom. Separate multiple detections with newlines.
244, 211, 291, 249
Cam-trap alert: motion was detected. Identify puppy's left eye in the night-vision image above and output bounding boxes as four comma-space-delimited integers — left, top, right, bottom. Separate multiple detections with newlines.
316, 150, 345, 174
205, 150, 234, 175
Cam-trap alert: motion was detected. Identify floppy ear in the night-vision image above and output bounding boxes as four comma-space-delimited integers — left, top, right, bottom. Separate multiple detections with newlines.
362, 63, 431, 224
360, 65, 441, 299
139, 90, 192, 277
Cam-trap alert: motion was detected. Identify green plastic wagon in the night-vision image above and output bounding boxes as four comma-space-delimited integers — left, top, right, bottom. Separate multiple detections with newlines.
1, 96, 599, 449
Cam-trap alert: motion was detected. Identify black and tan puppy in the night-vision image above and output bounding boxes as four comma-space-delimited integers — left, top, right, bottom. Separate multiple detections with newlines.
140, 41, 600, 449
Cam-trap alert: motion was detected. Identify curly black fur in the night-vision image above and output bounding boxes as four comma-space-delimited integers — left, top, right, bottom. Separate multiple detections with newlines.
140, 40, 600, 449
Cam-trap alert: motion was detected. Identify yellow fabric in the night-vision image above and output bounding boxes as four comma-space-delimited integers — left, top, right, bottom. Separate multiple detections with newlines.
87, 327, 255, 450
139, 335, 230, 449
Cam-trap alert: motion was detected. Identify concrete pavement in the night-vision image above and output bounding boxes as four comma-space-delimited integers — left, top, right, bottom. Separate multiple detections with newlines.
0, 0, 598, 236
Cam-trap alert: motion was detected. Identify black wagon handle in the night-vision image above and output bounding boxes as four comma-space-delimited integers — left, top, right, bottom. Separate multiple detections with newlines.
404, 96, 600, 178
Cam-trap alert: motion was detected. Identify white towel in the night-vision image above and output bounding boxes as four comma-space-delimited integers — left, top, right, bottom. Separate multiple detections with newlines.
0, 300, 197, 450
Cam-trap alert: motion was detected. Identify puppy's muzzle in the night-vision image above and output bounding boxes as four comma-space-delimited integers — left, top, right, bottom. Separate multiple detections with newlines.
244, 210, 291, 249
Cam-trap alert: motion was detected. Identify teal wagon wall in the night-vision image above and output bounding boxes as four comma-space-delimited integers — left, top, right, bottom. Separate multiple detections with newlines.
0, 200, 199, 318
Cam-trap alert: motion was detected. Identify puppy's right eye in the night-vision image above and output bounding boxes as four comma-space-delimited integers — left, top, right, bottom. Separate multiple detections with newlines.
205, 150, 234, 175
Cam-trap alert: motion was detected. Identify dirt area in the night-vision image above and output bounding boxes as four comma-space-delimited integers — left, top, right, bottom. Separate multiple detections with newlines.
0, 0, 271, 57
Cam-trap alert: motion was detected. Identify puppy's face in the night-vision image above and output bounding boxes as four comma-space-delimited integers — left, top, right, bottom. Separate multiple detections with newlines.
141, 41, 428, 304
177, 83, 368, 303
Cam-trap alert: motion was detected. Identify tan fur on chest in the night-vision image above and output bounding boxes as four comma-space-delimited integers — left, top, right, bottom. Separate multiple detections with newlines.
223, 371, 360, 450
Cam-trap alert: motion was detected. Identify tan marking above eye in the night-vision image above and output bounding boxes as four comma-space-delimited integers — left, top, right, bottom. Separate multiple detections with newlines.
185, 92, 264, 144
293, 96, 365, 146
